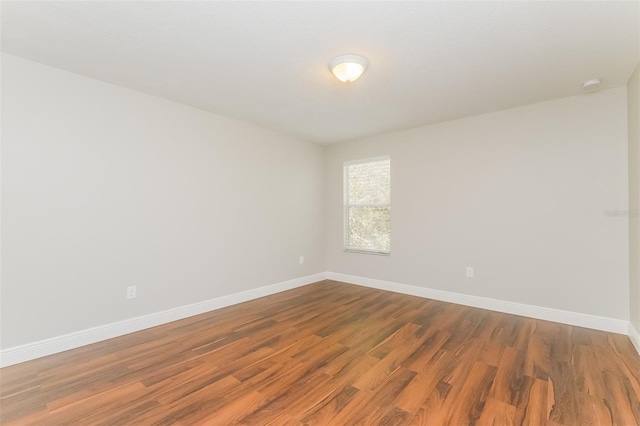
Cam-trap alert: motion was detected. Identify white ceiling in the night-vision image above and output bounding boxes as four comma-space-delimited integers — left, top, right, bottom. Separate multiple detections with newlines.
2, 1, 639, 144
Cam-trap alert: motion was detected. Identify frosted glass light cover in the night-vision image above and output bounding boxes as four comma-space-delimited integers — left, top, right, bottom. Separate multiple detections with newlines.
330, 55, 368, 83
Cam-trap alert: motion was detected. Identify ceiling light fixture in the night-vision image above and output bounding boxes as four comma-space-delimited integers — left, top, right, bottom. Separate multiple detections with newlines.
329, 55, 368, 83
582, 78, 601, 91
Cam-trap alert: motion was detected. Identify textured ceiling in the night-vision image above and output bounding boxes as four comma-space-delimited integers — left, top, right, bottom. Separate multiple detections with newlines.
2, 1, 639, 144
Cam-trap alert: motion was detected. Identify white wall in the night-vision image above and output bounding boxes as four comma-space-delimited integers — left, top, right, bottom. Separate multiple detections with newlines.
629, 63, 640, 332
1, 51, 633, 355
1, 54, 326, 349
326, 88, 629, 320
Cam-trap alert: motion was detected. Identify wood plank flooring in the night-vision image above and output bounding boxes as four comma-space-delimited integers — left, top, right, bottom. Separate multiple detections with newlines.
1, 280, 639, 425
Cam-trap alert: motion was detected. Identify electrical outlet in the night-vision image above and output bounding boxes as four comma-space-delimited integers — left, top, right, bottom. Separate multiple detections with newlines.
299, 255, 304, 264
466, 267, 474, 278
127, 285, 137, 299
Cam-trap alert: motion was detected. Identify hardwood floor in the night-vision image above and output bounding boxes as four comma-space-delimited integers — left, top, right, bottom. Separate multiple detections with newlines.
1, 280, 639, 425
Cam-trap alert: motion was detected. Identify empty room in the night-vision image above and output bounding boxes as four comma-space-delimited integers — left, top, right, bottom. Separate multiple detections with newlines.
1, 1, 639, 424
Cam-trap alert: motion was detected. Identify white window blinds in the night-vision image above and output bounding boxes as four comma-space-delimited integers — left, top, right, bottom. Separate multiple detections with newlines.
344, 157, 391, 254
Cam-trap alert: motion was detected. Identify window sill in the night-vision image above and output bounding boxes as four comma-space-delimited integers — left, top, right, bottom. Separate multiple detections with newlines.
344, 249, 391, 256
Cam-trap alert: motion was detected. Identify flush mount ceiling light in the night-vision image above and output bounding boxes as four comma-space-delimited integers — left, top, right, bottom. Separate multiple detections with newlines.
582, 78, 601, 91
329, 55, 369, 83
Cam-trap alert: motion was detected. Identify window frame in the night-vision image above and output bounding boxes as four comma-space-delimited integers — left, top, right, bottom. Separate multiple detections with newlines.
343, 156, 391, 256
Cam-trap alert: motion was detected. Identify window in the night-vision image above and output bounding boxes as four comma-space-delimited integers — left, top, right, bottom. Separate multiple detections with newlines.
344, 156, 391, 254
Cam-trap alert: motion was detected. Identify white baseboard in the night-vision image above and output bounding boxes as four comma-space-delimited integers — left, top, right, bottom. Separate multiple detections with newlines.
326, 272, 629, 335
629, 323, 640, 356
0, 272, 327, 368
2, 271, 633, 368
